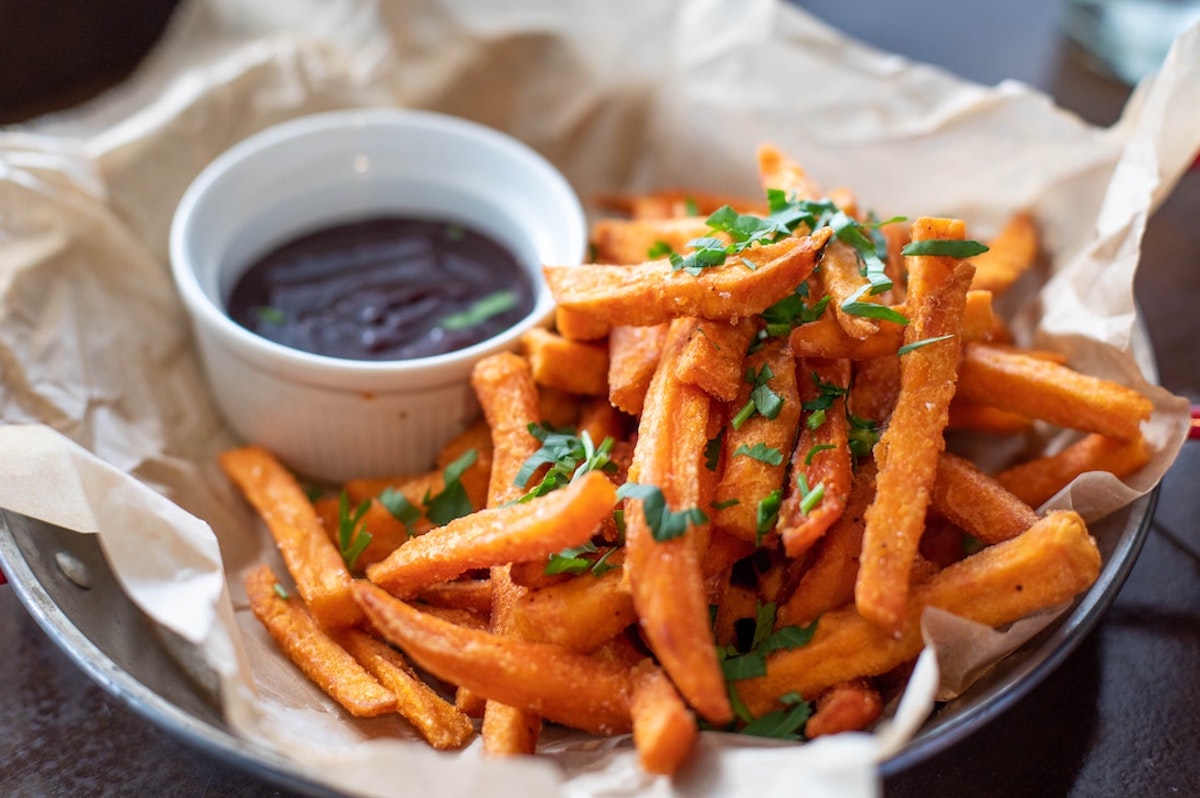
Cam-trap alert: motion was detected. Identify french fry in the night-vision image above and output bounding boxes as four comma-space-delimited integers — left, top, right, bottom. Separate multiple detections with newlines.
757, 142, 825, 201
416, 578, 493, 614
673, 317, 758, 402
608, 323, 669, 415
508, 568, 636, 653
594, 189, 765, 220
995, 432, 1151, 508
819, 240, 880, 340
739, 510, 1101, 716
804, 680, 884, 738
947, 397, 1035, 433
624, 318, 732, 725
221, 446, 361, 630
630, 659, 698, 776
931, 452, 1038, 545
245, 565, 394, 717
713, 338, 802, 544
366, 470, 617, 598
776, 462, 875, 629
969, 210, 1038, 294
544, 230, 832, 328
591, 217, 718, 264
521, 327, 609, 396
778, 358, 853, 558
555, 306, 610, 342
352, 582, 634, 735
337, 627, 475, 749
956, 342, 1153, 442
856, 217, 975, 633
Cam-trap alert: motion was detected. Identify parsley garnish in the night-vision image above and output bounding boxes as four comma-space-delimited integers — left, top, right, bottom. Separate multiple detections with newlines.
734, 442, 784, 466
704, 427, 726, 472
802, 373, 847, 430
514, 424, 617, 501
804, 443, 837, 466
759, 285, 831, 340
256, 305, 286, 324
647, 240, 674, 259
732, 365, 784, 430
756, 489, 783, 545
378, 487, 422, 539
717, 602, 817, 681
273, 583, 290, 600
424, 449, 478, 525
740, 691, 813, 741
901, 239, 989, 258
617, 483, 708, 542
440, 290, 518, 331
336, 491, 373, 571
796, 474, 826, 516
897, 333, 956, 356
847, 413, 880, 460
545, 541, 619, 576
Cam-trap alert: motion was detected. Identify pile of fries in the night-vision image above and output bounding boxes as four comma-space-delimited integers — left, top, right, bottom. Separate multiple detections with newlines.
222, 144, 1154, 777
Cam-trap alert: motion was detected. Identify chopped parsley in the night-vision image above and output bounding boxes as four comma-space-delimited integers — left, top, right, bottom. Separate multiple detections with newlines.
901, 239, 989, 258
756, 489, 783, 545
734, 442, 784, 466
617, 483, 708, 542
704, 427, 726, 472
717, 602, 817, 682
897, 333, 956, 356
440, 290, 518, 331
739, 691, 813, 741
804, 443, 837, 466
545, 541, 619, 576
423, 449, 478, 526
514, 424, 617, 501
796, 474, 826, 516
336, 491, 373, 571
732, 365, 784, 430
256, 305, 286, 324
847, 413, 880, 460
378, 486, 422, 538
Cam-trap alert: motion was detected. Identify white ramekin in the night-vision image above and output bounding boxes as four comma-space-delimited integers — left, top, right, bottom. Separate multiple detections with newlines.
170, 108, 586, 483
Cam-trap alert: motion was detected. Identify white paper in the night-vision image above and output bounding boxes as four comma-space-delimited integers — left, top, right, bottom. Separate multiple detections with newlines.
1, 2, 1196, 796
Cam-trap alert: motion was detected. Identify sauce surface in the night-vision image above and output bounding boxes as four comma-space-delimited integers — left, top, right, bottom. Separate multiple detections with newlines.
227, 216, 535, 361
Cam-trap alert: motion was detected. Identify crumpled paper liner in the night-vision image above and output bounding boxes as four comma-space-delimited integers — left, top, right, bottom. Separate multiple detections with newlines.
1, 1, 1196, 796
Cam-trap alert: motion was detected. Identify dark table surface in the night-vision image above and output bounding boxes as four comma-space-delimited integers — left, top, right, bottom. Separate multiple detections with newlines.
3, 2, 1198, 797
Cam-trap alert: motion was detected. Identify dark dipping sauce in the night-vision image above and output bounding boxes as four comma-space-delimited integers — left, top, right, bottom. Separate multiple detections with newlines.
226, 216, 536, 361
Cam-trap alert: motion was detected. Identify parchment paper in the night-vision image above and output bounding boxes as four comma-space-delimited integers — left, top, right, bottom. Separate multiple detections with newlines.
1, 1, 1196, 796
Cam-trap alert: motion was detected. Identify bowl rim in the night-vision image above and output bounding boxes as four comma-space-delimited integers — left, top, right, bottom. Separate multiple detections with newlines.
168, 107, 587, 384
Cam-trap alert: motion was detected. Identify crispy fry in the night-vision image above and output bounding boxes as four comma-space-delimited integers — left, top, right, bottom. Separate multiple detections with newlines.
969, 210, 1038, 294
521, 327, 609, 396
856, 217, 975, 633
508, 568, 636, 652
245, 565, 394, 716
804, 680, 884, 738
673, 317, 758, 402
344, 419, 494, 506
366, 470, 617, 597
555, 306, 611, 341
544, 230, 832, 328
608, 323, 669, 415
337, 627, 475, 749
757, 142, 825, 201
931, 452, 1038, 544
778, 358, 853, 557
995, 432, 1151, 508
819, 240, 880, 340
777, 462, 875, 629
740, 510, 1100, 715
591, 217, 718, 264
416, 578, 493, 614
222, 447, 361, 630
848, 355, 901, 426
595, 189, 766, 220
471, 352, 543, 507
624, 318, 732, 724
352, 582, 634, 735
956, 342, 1153, 442
947, 397, 1035, 433
630, 659, 698, 776
714, 338, 802, 544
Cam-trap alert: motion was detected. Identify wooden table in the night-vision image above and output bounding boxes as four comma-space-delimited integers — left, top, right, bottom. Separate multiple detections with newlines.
3, 2, 1198, 796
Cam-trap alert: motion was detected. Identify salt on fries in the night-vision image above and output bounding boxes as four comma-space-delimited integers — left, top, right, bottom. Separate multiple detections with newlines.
223, 143, 1154, 777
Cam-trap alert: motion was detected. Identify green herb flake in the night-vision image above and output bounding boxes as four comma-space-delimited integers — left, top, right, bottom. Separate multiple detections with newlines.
440, 290, 519, 331
804, 443, 837, 466
256, 305, 286, 324
378, 487, 422, 538
515, 424, 617, 501
423, 449, 478, 526
901, 239, 990, 258
336, 491, 374, 571
733, 365, 784, 430
273, 582, 290, 600
847, 413, 880, 460
617, 482, 708, 542
739, 692, 813, 741
755, 489, 783, 545
734, 442, 784, 466
647, 240, 675, 259
704, 427, 727, 472
897, 333, 956, 356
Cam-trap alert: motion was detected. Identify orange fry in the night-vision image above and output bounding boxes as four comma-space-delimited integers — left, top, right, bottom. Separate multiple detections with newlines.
521, 327, 609, 396
757, 142, 825, 201
995, 432, 1151, 508
624, 318, 732, 725
630, 659, 698, 776
245, 565, 394, 717
931, 452, 1038, 544
544, 230, 832, 328
740, 510, 1100, 715
470, 352, 543, 507
673, 317, 758, 403
366, 470, 617, 598
337, 627, 475, 749
969, 210, 1038, 294
778, 358, 853, 558
221, 446, 361, 630
608, 323, 669, 415
804, 680, 884, 738
508, 567, 636, 653
352, 582, 634, 735
820, 241, 880, 340
856, 217, 975, 633
956, 342, 1153, 442
591, 217, 717, 264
